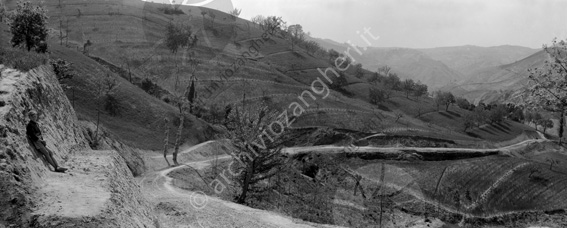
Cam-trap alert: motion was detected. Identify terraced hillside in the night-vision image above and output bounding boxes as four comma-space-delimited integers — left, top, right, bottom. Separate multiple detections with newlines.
381, 156, 567, 217
4, 0, 501, 146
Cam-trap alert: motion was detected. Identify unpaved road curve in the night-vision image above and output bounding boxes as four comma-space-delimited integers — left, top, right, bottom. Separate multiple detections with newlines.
139, 142, 341, 228
282, 138, 548, 155
139, 135, 549, 227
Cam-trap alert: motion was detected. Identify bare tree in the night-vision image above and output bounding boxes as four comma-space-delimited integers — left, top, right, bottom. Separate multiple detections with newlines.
527, 38, 567, 143
58, 19, 67, 45
94, 73, 121, 115
402, 79, 415, 99
200, 10, 207, 23
119, 51, 133, 82
229, 8, 242, 19
208, 10, 216, 28
163, 118, 171, 166
172, 113, 184, 166
250, 15, 265, 28
229, 8, 242, 40
223, 99, 287, 204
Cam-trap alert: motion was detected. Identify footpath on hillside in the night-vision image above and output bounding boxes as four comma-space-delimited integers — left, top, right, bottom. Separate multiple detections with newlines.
138, 141, 340, 228
30, 150, 156, 228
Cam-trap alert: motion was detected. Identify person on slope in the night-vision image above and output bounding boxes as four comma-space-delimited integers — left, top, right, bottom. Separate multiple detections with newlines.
26, 110, 67, 173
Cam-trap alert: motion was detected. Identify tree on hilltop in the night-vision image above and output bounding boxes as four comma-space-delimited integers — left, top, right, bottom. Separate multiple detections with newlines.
329, 49, 340, 63
540, 119, 554, 133
165, 21, 197, 53
369, 88, 385, 105
488, 105, 507, 124
354, 63, 364, 79
463, 112, 476, 132
401, 79, 415, 99
456, 97, 472, 111
207, 10, 216, 28
413, 82, 428, 100
8, 1, 48, 52
228, 8, 242, 39
287, 24, 305, 51
304, 40, 321, 56
435, 91, 455, 111
250, 15, 265, 27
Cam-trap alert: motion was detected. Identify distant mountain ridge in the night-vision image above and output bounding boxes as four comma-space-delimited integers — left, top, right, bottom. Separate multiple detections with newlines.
309, 37, 540, 101
309, 37, 465, 89
441, 50, 548, 104
420, 45, 537, 80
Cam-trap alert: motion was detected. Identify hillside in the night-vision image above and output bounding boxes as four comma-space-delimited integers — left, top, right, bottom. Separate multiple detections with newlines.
311, 38, 537, 93
19, 0, 498, 146
441, 50, 548, 104
310, 37, 463, 90
358, 47, 465, 90
421, 45, 537, 78
0, 1, 221, 151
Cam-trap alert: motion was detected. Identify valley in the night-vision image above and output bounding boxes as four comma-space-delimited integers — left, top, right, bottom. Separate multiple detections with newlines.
0, 0, 566, 227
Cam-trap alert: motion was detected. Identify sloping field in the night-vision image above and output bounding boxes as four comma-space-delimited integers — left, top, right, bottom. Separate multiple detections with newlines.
358, 156, 567, 218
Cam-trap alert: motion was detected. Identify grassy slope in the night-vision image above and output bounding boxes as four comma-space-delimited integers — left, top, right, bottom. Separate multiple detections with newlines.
48, 43, 216, 150
0, 2, 217, 150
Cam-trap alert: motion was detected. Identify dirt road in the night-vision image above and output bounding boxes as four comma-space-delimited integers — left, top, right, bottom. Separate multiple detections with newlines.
139, 141, 340, 228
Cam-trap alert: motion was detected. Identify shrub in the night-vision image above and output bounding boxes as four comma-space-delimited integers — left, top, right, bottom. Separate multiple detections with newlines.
8, 1, 48, 52
158, 6, 184, 15
50, 58, 75, 81
194, 104, 226, 125
141, 78, 156, 94
369, 88, 385, 105
161, 95, 171, 103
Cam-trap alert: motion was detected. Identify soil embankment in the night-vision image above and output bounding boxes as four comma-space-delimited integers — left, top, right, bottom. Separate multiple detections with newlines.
0, 65, 157, 227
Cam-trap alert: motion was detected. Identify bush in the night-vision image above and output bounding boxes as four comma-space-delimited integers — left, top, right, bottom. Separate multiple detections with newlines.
0, 47, 47, 72
161, 95, 171, 103
8, 1, 48, 52
369, 88, 385, 105
194, 104, 226, 125
158, 6, 184, 15
141, 78, 156, 94
50, 58, 75, 81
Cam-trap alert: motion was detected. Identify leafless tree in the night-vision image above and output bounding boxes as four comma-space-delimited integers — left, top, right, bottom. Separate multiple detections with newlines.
223, 99, 287, 203
527, 38, 567, 143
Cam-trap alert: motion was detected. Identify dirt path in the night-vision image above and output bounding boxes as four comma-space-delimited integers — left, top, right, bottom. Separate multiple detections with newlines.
31, 150, 157, 227
282, 138, 548, 155
139, 133, 553, 227
140, 142, 341, 228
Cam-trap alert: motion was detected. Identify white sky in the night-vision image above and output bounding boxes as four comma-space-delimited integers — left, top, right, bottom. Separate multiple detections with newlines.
230, 0, 567, 49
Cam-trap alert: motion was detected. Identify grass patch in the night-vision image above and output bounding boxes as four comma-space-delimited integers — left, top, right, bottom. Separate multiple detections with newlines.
0, 47, 48, 72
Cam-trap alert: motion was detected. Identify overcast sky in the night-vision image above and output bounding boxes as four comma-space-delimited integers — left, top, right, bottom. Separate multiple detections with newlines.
229, 0, 567, 49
